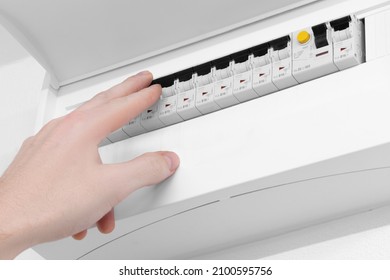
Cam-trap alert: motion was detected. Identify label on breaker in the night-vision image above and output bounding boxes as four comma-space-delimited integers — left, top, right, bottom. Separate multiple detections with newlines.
140, 102, 165, 131
333, 38, 363, 70
159, 95, 182, 125
176, 89, 202, 120
195, 83, 220, 114
272, 58, 298, 89
214, 77, 238, 108
232, 70, 258, 102
252, 65, 278, 96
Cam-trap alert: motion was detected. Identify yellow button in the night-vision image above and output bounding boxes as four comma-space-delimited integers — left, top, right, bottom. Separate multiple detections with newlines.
297, 31, 311, 44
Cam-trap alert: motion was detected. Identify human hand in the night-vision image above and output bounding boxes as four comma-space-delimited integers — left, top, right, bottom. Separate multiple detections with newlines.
0, 71, 180, 259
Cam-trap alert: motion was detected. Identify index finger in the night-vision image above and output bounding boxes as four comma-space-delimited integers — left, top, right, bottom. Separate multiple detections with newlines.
77, 71, 154, 112
83, 84, 162, 143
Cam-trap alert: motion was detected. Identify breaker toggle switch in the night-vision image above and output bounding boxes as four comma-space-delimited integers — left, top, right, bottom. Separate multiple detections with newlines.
270, 35, 298, 89
153, 75, 176, 98
176, 69, 194, 92
292, 23, 338, 83
330, 15, 364, 70
231, 49, 258, 103
251, 43, 278, 96
312, 23, 329, 48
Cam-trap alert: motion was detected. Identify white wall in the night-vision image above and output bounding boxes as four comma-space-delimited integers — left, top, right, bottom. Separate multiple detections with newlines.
1, 22, 390, 260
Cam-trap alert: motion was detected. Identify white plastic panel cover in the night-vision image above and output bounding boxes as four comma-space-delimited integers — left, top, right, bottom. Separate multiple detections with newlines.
0, 0, 319, 86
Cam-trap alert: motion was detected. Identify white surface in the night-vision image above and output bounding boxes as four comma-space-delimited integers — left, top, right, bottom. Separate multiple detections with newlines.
0, 0, 318, 86
1, 0, 390, 260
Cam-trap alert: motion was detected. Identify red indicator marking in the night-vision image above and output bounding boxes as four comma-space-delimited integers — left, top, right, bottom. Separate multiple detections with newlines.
147, 109, 153, 113
279, 66, 285, 71
340, 47, 347, 51
316, 51, 329, 57
220, 86, 226, 90
240, 79, 246, 83
202, 92, 208, 96
183, 98, 189, 102
259, 73, 265, 77
165, 104, 171, 107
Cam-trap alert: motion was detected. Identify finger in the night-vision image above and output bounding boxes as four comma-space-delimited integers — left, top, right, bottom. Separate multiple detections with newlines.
103, 151, 180, 203
97, 209, 115, 234
85, 84, 162, 142
77, 71, 153, 111
72, 230, 88, 240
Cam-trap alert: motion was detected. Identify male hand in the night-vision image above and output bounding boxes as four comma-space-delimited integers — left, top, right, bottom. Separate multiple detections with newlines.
0, 71, 180, 259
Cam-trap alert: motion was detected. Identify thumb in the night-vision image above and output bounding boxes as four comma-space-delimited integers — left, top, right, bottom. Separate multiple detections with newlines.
104, 151, 180, 202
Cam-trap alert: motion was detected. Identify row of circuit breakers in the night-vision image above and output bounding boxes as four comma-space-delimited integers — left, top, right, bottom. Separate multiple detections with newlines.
100, 15, 364, 146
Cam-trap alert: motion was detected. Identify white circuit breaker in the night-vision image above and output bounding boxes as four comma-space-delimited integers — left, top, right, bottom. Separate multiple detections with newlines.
231, 50, 258, 102
270, 36, 299, 89
176, 68, 203, 120
212, 57, 237, 108
252, 43, 279, 96
194, 60, 221, 114
158, 76, 183, 126
330, 15, 365, 70
292, 23, 339, 83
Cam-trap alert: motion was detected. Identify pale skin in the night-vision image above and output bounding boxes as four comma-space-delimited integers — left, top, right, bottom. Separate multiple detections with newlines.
0, 71, 180, 259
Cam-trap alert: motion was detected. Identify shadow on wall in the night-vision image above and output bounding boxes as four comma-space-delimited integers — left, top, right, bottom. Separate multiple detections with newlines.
0, 24, 29, 67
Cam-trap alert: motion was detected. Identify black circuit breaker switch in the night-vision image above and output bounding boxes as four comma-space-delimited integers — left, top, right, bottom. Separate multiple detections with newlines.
194, 62, 212, 76
212, 55, 232, 71
153, 74, 176, 97
176, 68, 195, 92
269, 35, 291, 51
312, 23, 329, 48
251, 43, 269, 58
330, 15, 352, 31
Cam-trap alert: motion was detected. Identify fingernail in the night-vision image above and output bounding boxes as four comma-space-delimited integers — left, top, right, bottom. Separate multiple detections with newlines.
137, 70, 151, 76
163, 152, 180, 172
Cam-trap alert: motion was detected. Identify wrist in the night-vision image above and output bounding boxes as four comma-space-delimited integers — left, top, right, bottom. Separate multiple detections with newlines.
0, 178, 35, 259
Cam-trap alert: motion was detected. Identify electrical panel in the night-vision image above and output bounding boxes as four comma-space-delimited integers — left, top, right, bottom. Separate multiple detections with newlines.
101, 15, 364, 146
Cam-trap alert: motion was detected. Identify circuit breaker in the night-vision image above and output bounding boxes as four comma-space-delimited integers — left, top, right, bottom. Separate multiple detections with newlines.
331, 16, 365, 70
176, 67, 203, 120
292, 23, 339, 83
270, 36, 299, 89
252, 43, 279, 96
231, 50, 258, 102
